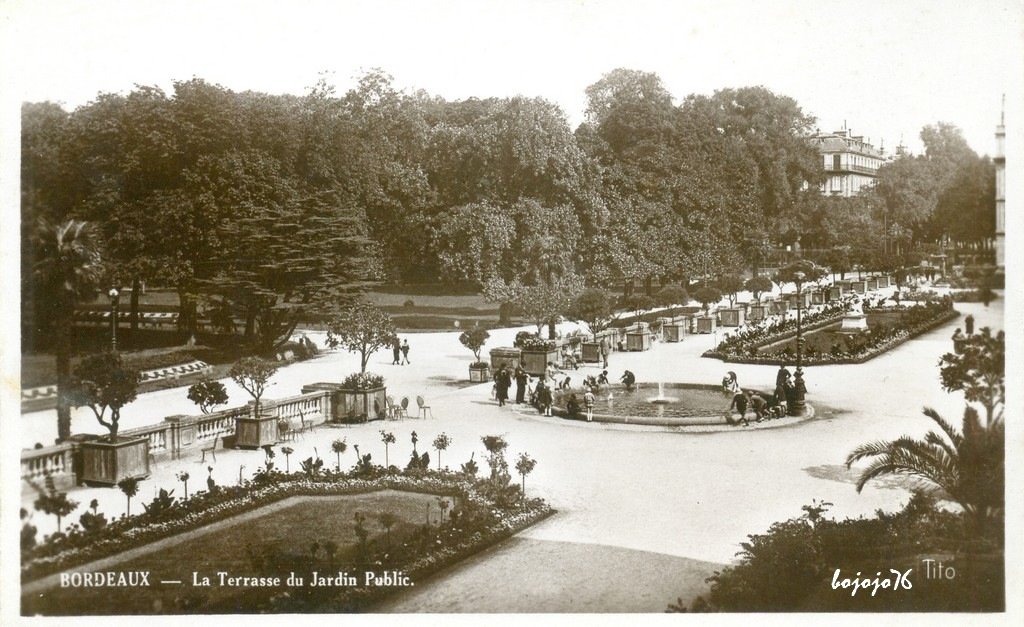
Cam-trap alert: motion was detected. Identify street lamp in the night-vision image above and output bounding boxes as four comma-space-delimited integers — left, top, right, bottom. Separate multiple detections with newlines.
791, 271, 807, 416
108, 288, 120, 352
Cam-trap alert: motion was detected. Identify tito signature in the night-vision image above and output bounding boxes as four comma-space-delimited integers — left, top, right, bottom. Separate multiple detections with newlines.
831, 568, 913, 597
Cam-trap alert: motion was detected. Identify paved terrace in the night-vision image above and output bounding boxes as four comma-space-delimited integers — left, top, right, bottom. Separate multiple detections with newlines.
19, 291, 1002, 611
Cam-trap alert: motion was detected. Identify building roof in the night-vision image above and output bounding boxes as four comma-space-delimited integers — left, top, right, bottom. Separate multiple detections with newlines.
811, 132, 886, 159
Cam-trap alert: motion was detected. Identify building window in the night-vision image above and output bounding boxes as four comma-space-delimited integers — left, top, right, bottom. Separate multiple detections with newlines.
833, 154, 841, 171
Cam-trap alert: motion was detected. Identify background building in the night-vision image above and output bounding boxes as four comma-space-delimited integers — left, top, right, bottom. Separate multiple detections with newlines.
811, 128, 889, 197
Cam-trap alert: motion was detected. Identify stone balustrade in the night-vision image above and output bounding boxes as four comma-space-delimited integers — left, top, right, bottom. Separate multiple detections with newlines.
21, 388, 333, 490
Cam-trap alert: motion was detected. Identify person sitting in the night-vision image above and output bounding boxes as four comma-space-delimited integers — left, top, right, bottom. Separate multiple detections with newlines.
729, 391, 749, 426
566, 394, 581, 419
560, 376, 572, 390
620, 370, 636, 391
748, 392, 768, 423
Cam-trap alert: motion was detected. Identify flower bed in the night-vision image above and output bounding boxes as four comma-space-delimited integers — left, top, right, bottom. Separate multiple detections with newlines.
703, 301, 958, 365
21, 468, 553, 591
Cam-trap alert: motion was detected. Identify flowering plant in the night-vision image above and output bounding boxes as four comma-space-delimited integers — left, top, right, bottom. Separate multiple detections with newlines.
340, 372, 385, 391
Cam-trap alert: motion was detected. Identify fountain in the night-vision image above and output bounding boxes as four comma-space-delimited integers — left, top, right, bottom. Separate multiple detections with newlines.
649, 382, 678, 404
553, 383, 733, 425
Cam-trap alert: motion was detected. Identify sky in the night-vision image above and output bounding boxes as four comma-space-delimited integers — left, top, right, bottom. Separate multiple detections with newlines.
2, 0, 1022, 156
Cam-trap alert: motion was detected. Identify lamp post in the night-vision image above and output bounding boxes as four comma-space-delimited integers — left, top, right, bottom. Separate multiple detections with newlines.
791, 271, 807, 416
108, 288, 120, 352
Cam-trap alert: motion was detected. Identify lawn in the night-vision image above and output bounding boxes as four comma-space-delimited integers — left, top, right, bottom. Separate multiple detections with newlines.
23, 490, 454, 615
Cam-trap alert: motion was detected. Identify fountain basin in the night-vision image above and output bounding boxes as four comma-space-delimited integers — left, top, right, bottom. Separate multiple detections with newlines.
552, 383, 736, 426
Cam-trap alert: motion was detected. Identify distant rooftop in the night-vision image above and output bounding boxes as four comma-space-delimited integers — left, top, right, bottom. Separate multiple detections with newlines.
811, 129, 887, 159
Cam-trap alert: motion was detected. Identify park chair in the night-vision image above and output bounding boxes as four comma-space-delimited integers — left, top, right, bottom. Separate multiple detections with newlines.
416, 395, 434, 419
398, 397, 410, 420
200, 435, 219, 463
299, 409, 316, 434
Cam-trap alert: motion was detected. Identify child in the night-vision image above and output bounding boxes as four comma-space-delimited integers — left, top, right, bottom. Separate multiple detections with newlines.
538, 381, 553, 416
583, 388, 596, 422
597, 370, 610, 386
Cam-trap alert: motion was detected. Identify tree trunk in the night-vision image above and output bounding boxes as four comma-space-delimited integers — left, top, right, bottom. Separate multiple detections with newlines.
547, 318, 556, 340
644, 276, 653, 296
55, 296, 73, 444
498, 302, 513, 325
177, 285, 198, 339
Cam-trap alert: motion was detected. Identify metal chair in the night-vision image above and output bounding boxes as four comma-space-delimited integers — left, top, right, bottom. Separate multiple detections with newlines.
199, 435, 219, 463
416, 395, 433, 419
398, 397, 411, 420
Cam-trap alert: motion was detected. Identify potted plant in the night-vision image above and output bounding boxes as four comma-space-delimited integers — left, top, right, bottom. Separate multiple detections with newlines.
656, 285, 689, 342
459, 326, 491, 382
692, 286, 722, 333
514, 334, 559, 376
66, 352, 148, 485
569, 288, 619, 360
745, 276, 774, 322
337, 372, 387, 423
229, 357, 279, 448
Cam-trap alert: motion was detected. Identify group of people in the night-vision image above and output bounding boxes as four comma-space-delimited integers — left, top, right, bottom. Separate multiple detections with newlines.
390, 337, 411, 365
491, 361, 638, 423
723, 365, 791, 427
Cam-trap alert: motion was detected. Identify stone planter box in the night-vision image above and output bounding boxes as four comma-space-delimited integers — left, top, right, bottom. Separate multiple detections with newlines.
663, 323, 687, 342
748, 304, 768, 321
850, 280, 868, 294
866, 278, 879, 291
719, 308, 745, 327
581, 341, 601, 363
695, 315, 717, 334
877, 275, 890, 288
489, 347, 521, 372
625, 331, 652, 351
787, 291, 812, 309
811, 290, 825, 305
521, 348, 559, 376
829, 285, 845, 301
595, 329, 619, 351
79, 437, 150, 486
770, 300, 790, 314
335, 386, 388, 423
235, 401, 280, 448
469, 364, 490, 382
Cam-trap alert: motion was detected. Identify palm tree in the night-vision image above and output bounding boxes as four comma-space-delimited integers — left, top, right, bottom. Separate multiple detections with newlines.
33, 219, 104, 442
846, 406, 1003, 537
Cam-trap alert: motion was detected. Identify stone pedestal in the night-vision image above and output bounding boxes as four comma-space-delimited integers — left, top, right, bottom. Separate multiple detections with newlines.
840, 313, 869, 333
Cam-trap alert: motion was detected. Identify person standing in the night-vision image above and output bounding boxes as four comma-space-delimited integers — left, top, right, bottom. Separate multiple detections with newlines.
965, 314, 975, 335
583, 388, 596, 422
775, 363, 791, 400
495, 366, 511, 407
599, 337, 609, 368
514, 367, 528, 404
401, 339, 411, 365
391, 337, 401, 365
537, 380, 553, 416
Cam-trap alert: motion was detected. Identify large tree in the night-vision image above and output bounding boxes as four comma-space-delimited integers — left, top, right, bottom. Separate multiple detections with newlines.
32, 220, 104, 442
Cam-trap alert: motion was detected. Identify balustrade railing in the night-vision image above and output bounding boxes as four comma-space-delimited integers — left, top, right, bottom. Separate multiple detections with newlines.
21, 387, 333, 488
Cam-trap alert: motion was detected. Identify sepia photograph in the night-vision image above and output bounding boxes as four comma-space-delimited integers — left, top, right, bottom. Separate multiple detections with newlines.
1, 0, 1021, 623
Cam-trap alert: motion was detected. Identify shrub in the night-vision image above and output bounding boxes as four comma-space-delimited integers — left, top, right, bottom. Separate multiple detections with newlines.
340, 372, 385, 391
